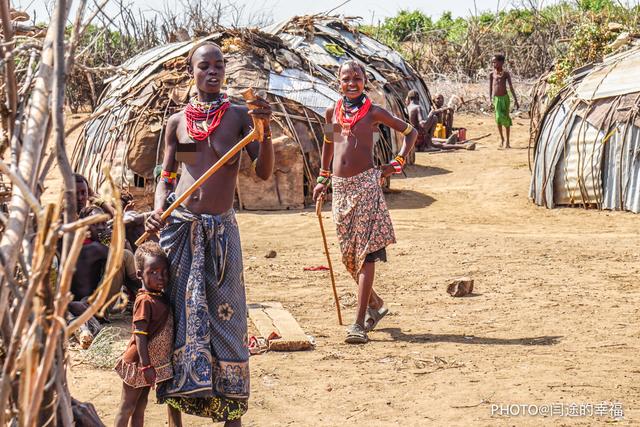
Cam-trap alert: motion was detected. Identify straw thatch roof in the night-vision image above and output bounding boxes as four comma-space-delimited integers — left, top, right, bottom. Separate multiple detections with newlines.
72, 17, 432, 210
529, 44, 640, 212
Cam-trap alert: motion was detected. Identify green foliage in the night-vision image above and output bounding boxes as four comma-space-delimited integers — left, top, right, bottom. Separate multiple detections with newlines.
380, 10, 432, 41
361, 2, 640, 85
578, 0, 614, 12
434, 11, 468, 43
547, 19, 616, 92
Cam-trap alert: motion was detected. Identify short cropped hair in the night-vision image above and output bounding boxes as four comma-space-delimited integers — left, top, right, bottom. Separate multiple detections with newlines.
407, 90, 419, 101
186, 40, 223, 72
74, 173, 87, 184
74, 173, 90, 190
134, 241, 168, 271
493, 53, 505, 62
74, 173, 95, 198
338, 60, 367, 79
79, 205, 104, 219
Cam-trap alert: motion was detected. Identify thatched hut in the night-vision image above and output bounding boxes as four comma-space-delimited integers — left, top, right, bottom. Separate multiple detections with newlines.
73, 19, 432, 210
529, 44, 640, 213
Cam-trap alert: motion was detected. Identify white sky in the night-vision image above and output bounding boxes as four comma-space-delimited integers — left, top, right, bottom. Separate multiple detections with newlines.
16, 0, 566, 26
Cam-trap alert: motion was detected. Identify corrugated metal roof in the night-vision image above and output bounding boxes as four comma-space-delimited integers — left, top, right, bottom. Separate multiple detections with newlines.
553, 118, 605, 206
575, 47, 640, 101
530, 103, 571, 207
623, 127, 640, 212
602, 124, 640, 212
268, 68, 339, 115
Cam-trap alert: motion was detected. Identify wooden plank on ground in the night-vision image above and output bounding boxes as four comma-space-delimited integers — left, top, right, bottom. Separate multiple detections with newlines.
247, 302, 313, 351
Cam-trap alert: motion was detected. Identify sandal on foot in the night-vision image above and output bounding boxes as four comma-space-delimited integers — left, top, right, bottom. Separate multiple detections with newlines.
364, 305, 389, 332
345, 324, 368, 344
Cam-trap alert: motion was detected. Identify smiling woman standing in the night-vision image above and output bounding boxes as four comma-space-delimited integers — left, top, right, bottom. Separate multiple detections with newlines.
313, 60, 417, 345
144, 40, 274, 427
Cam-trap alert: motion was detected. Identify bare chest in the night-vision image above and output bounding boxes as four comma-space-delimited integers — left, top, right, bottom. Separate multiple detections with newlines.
176, 115, 243, 163
493, 73, 507, 86
334, 115, 377, 148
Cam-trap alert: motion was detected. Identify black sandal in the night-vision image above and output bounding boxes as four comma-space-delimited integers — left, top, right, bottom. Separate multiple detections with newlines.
345, 323, 368, 344
364, 305, 389, 332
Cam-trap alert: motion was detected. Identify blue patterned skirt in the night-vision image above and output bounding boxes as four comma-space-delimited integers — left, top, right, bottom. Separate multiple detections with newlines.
157, 195, 249, 419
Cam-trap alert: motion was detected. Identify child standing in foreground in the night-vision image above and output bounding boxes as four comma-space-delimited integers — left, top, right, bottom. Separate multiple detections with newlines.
114, 242, 173, 427
313, 60, 417, 344
489, 54, 519, 148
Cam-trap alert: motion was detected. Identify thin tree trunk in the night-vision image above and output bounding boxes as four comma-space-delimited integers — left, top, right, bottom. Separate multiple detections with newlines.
53, 0, 76, 258
0, 0, 18, 134
0, 0, 71, 331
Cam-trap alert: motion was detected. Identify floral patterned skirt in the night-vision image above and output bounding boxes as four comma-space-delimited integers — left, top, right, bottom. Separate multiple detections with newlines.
114, 315, 174, 388
332, 168, 396, 281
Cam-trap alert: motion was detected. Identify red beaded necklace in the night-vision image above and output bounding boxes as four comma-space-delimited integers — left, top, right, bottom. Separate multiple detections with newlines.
335, 96, 372, 136
185, 94, 231, 141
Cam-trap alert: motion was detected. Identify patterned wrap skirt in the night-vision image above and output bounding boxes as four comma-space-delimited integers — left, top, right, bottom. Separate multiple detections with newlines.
332, 168, 397, 281
156, 194, 249, 421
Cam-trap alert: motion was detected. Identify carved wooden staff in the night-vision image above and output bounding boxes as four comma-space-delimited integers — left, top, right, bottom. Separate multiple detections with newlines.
315, 193, 343, 325
136, 88, 264, 246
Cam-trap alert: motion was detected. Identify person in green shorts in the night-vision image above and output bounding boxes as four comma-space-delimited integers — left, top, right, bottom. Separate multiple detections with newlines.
489, 54, 519, 148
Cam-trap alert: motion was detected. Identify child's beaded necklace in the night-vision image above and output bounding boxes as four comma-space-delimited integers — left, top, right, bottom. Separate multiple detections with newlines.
335, 94, 372, 138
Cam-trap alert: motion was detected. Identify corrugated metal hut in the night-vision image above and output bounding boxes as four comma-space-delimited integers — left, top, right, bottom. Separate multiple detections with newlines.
529, 45, 640, 212
73, 21, 432, 210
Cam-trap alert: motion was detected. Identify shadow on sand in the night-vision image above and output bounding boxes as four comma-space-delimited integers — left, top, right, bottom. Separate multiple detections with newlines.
404, 164, 452, 178
385, 189, 435, 209
376, 328, 562, 346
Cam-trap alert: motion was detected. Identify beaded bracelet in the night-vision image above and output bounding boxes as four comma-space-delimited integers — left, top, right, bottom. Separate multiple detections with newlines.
390, 155, 406, 174
401, 123, 414, 136
317, 168, 332, 185
161, 170, 177, 185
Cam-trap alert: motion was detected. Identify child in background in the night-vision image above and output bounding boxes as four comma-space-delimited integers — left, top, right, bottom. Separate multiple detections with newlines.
114, 242, 173, 427
489, 54, 519, 148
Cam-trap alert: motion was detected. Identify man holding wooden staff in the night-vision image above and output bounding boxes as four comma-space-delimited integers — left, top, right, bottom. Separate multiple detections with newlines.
143, 41, 273, 427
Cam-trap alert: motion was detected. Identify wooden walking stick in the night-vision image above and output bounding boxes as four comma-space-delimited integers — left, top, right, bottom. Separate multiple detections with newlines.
136, 88, 264, 246
315, 193, 343, 325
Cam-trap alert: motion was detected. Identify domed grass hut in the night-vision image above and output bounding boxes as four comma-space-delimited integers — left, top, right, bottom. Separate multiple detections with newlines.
73, 21, 433, 210
529, 45, 640, 213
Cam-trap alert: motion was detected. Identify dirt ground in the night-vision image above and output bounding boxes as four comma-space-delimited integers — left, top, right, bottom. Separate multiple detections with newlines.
61, 113, 640, 426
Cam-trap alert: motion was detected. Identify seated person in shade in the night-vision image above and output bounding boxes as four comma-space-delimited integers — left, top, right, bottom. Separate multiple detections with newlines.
406, 91, 474, 151
68, 206, 110, 347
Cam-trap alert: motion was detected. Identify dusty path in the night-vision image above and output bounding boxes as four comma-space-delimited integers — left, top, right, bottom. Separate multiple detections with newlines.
67, 114, 640, 426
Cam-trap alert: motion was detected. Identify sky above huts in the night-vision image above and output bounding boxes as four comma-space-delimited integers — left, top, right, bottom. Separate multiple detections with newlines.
17, 0, 568, 26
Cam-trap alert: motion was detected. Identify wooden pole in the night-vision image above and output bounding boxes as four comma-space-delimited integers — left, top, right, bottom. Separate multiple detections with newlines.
0, 0, 72, 330
315, 194, 343, 325
0, 0, 18, 134
136, 88, 264, 246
